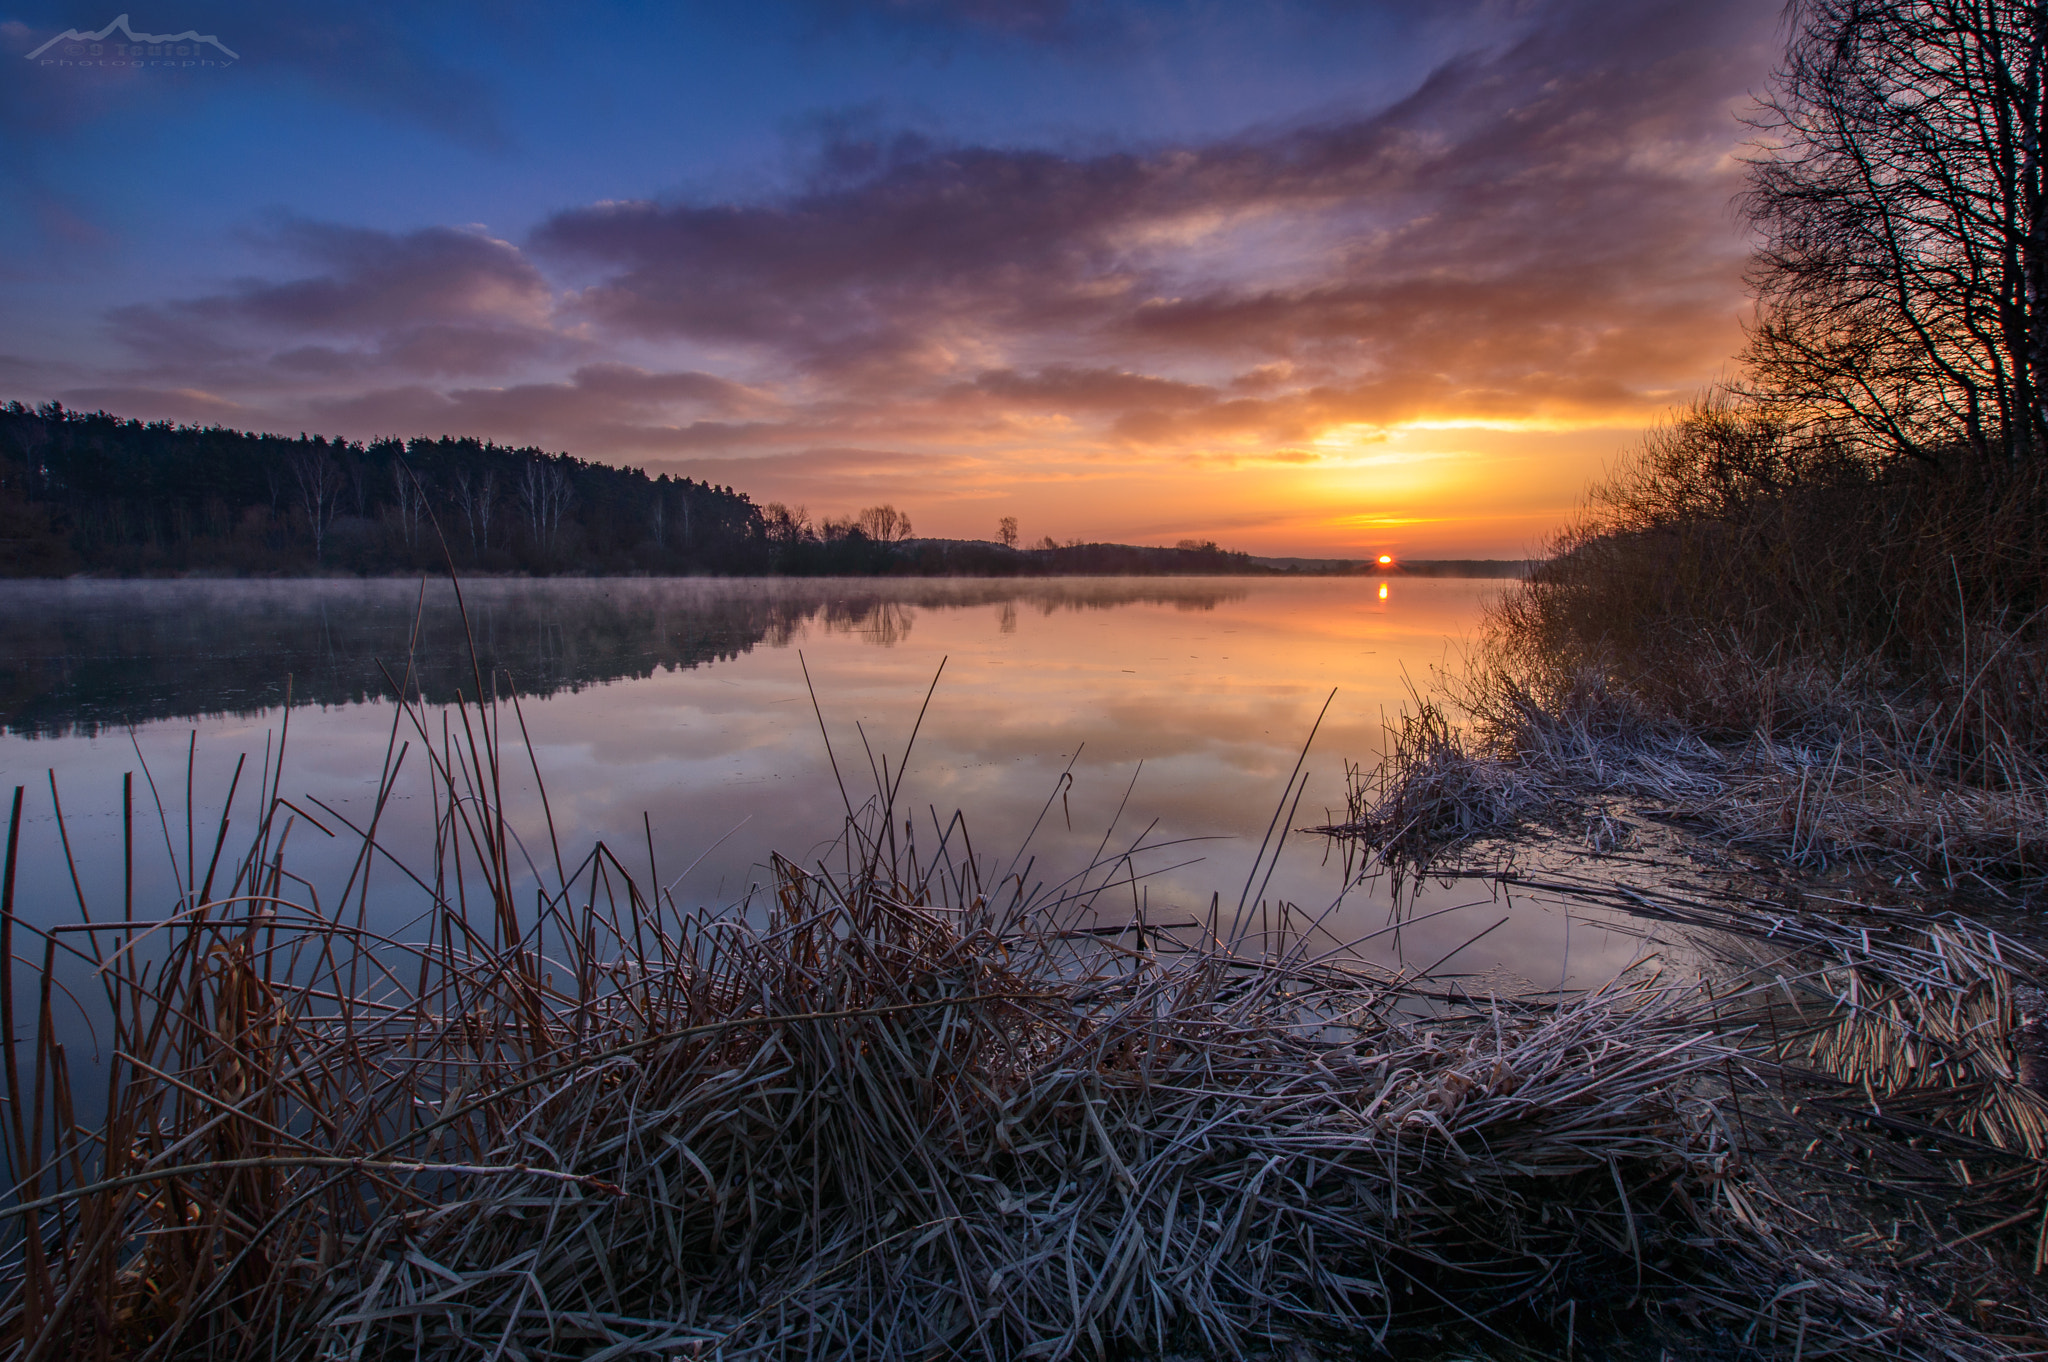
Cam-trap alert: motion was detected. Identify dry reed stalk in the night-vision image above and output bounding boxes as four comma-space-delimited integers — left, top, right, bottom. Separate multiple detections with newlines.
1321, 655, 2048, 899
0, 763, 1754, 1359
1318, 648, 2048, 1352
1363, 850, 2048, 1352
0, 645, 1963, 1360
1460, 435, 2048, 895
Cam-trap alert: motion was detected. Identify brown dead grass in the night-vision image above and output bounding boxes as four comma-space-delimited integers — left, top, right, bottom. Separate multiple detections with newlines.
0, 657, 1924, 1362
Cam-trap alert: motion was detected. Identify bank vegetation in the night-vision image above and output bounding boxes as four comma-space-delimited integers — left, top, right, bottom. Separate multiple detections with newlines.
1317, 0, 2048, 1351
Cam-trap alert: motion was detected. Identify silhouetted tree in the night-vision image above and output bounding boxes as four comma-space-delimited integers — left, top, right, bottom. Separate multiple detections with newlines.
856, 504, 913, 542
1744, 0, 2048, 464
0, 403, 1270, 579
763, 502, 812, 547
998, 515, 1018, 548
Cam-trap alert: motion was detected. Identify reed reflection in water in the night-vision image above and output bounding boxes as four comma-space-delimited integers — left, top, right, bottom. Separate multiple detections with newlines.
0, 575, 1656, 993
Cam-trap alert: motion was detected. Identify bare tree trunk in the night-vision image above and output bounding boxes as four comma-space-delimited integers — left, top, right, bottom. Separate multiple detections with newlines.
289, 448, 343, 565
517, 460, 572, 557
451, 468, 494, 557
392, 462, 424, 549
477, 470, 495, 551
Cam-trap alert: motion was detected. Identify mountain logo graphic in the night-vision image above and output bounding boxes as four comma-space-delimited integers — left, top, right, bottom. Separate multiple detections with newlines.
26, 13, 239, 60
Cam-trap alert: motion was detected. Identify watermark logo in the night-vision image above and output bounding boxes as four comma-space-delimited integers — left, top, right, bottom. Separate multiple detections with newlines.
26, 13, 238, 67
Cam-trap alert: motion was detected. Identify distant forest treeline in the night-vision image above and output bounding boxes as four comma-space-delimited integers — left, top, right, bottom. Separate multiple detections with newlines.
0, 402, 761, 576
0, 402, 1278, 578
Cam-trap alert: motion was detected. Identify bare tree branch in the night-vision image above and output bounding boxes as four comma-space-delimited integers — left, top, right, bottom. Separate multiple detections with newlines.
1744, 0, 2048, 464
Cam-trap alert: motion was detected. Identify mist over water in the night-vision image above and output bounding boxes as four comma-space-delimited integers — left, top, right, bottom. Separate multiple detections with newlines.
0, 576, 1657, 1007
0, 577, 1258, 738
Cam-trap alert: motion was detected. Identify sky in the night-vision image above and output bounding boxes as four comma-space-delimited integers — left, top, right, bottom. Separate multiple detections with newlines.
0, 0, 1782, 558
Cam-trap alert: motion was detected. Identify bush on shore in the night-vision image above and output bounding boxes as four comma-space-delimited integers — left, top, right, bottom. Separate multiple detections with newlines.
1435, 396, 2047, 890
1502, 398, 2047, 770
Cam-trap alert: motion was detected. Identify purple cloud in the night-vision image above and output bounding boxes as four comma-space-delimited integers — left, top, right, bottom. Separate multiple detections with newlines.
301, 363, 776, 448
109, 220, 563, 381
534, 0, 1771, 415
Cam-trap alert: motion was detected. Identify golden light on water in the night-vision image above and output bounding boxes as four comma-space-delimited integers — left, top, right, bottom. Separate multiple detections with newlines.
1378, 583, 1389, 599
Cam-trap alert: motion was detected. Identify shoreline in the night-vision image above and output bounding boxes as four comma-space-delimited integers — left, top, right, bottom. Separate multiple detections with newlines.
7, 559, 1533, 583
1315, 672, 2048, 1356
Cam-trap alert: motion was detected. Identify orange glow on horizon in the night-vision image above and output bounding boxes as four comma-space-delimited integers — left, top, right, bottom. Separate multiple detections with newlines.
661, 411, 1678, 558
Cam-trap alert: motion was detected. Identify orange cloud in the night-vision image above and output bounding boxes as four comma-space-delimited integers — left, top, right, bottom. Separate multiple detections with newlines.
61, 0, 1776, 556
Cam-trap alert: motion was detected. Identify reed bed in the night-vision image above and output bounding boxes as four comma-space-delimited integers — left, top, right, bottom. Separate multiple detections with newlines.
1315, 676, 1725, 892
0, 649, 1867, 1362
1450, 407, 2048, 898
1318, 804, 2048, 1354
1320, 657, 2048, 900
1317, 528, 2048, 1347
1322, 660, 2048, 1178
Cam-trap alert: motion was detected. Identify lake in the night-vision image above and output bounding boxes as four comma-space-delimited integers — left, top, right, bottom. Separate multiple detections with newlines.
0, 575, 1654, 999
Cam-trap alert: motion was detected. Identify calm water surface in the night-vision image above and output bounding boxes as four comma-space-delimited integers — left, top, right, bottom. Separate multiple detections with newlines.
0, 576, 1653, 992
